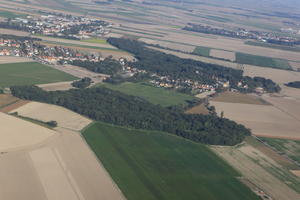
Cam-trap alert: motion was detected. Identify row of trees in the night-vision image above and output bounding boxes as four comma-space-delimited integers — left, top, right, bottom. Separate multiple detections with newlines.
71, 77, 92, 89
68, 58, 123, 75
11, 85, 251, 146
285, 81, 300, 89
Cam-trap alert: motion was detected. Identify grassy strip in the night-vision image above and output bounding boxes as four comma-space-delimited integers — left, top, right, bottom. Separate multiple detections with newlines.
236, 52, 292, 70
112, 27, 165, 37
81, 38, 108, 44
97, 82, 197, 107
0, 10, 26, 18
245, 41, 300, 53
82, 122, 259, 200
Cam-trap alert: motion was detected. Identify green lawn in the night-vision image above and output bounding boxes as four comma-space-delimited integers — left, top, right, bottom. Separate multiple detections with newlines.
235, 52, 292, 70
0, 62, 77, 87
82, 122, 259, 200
82, 38, 108, 44
193, 46, 211, 57
98, 82, 197, 107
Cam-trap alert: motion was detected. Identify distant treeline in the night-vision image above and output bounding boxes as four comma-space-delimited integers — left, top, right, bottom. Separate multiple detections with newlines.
0, 34, 41, 41
285, 81, 300, 89
11, 85, 251, 146
107, 38, 280, 93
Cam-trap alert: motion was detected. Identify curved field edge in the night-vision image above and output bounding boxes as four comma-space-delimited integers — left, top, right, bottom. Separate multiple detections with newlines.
82, 122, 259, 200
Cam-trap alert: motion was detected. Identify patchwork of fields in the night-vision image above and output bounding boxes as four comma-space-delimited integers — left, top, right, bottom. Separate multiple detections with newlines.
82, 122, 259, 200
0, 62, 76, 88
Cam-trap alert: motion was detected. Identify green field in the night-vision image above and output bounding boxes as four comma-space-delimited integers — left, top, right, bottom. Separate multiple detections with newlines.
82, 122, 259, 200
0, 10, 26, 18
235, 52, 292, 70
0, 62, 76, 87
259, 137, 300, 164
82, 38, 108, 44
98, 82, 197, 107
193, 46, 211, 57
245, 41, 300, 52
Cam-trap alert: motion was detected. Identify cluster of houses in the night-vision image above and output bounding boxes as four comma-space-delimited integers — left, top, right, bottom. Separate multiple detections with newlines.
184, 23, 300, 46
0, 37, 104, 64
149, 74, 220, 94
10, 14, 112, 39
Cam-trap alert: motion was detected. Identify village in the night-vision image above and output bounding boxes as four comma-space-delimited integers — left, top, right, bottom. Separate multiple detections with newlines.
0, 35, 260, 96
0, 13, 112, 40
184, 23, 300, 46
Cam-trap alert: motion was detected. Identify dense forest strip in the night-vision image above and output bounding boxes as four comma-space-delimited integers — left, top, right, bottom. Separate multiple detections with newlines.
11, 86, 251, 145
107, 38, 280, 93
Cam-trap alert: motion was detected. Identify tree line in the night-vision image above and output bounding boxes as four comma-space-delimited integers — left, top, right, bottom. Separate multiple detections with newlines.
285, 81, 300, 89
66, 58, 123, 75
11, 85, 251, 146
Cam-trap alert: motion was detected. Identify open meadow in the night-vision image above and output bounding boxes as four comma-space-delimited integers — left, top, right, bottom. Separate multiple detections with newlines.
0, 62, 76, 88
99, 82, 197, 107
82, 122, 259, 200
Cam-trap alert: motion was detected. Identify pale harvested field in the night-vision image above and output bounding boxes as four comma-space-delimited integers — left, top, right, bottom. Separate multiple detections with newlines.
49, 64, 109, 84
0, 112, 55, 151
262, 94, 300, 121
243, 65, 300, 84
289, 61, 300, 71
0, 99, 28, 113
0, 94, 18, 108
11, 102, 92, 131
141, 38, 195, 52
212, 144, 300, 200
0, 126, 125, 200
212, 91, 270, 105
149, 47, 240, 69
280, 85, 300, 101
0, 56, 32, 64
37, 81, 74, 91
0, 28, 29, 36
291, 170, 300, 177
185, 104, 209, 115
210, 49, 236, 61
210, 101, 300, 139
195, 90, 216, 98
